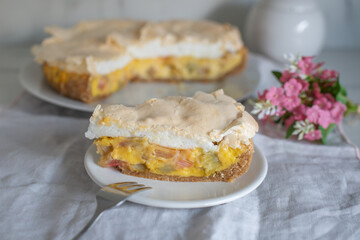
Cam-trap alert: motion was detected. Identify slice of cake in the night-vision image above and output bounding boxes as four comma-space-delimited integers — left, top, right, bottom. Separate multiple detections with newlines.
32, 20, 247, 103
85, 90, 258, 182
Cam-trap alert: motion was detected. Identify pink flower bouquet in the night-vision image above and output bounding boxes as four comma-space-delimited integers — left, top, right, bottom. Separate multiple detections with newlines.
252, 55, 358, 144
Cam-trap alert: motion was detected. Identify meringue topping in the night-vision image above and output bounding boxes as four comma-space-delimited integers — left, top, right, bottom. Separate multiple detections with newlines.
85, 90, 258, 152
32, 20, 244, 75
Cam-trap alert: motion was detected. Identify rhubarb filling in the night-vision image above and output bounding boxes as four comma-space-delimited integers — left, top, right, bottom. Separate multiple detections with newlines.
94, 136, 251, 177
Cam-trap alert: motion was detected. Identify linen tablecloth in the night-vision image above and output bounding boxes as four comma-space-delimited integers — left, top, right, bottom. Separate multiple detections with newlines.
1, 55, 359, 240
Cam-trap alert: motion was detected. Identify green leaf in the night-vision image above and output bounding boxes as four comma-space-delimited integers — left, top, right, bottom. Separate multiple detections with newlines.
339, 84, 347, 97
286, 123, 296, 139
328, 80, 341, 97
319, 124, 336, 144
336, 93, 347, 105
345, 101, 359, 116
272, 71, 282, 81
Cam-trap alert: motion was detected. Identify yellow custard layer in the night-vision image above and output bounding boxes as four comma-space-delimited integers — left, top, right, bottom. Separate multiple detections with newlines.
95, 136, 250, 177
43, 49, 245, 100
126, 51, 243, 82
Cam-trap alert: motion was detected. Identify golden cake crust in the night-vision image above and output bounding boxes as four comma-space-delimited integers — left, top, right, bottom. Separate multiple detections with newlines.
43, 63, 93, 102
43, 63, 130, 103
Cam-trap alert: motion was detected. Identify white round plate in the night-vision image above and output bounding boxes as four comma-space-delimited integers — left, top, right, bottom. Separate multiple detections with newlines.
19, 56, 260, 112
84, 144, 267, 209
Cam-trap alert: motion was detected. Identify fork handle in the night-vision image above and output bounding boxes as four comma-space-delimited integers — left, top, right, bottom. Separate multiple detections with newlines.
73, 198, 125, 240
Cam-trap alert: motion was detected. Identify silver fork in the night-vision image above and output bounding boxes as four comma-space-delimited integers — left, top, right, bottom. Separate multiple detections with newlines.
74, 182, 151, 239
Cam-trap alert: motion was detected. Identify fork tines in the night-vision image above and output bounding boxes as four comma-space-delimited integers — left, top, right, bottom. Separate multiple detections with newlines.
106, 182, 152, 193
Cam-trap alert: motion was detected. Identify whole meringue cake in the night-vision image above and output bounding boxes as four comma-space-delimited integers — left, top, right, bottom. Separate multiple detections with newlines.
32, 20, 247, 103
85, 90, 258, 182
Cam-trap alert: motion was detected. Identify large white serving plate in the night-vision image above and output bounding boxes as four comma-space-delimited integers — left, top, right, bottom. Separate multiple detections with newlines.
19, 56, 260, 111
84, 144, 267, 209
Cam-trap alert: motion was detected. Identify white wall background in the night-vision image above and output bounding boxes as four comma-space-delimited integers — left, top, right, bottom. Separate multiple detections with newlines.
0, 0, 359, 49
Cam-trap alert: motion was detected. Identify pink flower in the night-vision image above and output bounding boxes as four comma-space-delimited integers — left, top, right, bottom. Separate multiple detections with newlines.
314, 94, 335, 110
301, 56, 314, 62
320, 69, 338, 80
282, 96, 301, 111
306, 104, 332, 128
265, 86, 285, 106
306, 105, 321, 124
323, 81, 336, 88
275, 109, 286, 117
297, 79, 309, 91
280, 70, 295, 83
293, 104, 307, 120
330, 102, 346, 124
318, 110, 332, 128
297, 57, 324, 76
284, 78, 302, 96
285, 116, 295, 127
315, 62, 325, 70
312, 82, 322, 98
304, 130, 322, 141
298, 56, 316, 75
257, 89, 268, 101
324, 93, 336, 103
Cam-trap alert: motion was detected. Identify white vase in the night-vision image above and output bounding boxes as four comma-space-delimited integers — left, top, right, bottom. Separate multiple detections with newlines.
245, 0, 325, 63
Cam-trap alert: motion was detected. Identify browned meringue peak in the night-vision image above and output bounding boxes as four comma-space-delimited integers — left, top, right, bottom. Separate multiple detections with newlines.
31, 20, 144, 69
86, 90, 258, 150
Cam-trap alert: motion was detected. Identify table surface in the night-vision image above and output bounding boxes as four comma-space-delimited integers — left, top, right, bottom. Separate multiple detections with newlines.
1, 47, 359, 146
1, 47, 360, 240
